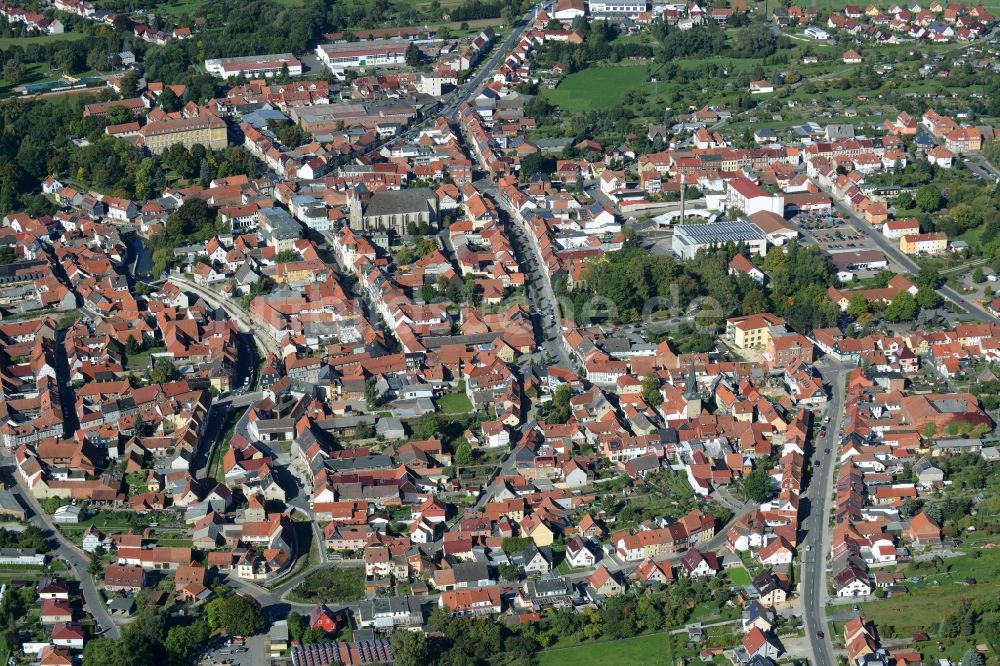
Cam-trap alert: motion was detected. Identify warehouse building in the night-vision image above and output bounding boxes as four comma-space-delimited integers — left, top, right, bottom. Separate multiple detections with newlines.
204, 54, 303, 80
671, 220, 767, 260
315, 40, 408, 74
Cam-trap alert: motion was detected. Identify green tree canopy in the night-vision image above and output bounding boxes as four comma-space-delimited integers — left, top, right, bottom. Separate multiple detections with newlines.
885, 291, 918, 323
206, 593, 264, 637
741, 465, 770, 503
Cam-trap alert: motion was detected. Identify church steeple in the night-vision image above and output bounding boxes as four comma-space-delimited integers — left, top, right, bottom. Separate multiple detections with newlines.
683, 361, 701, 418
684, 360, 698, 400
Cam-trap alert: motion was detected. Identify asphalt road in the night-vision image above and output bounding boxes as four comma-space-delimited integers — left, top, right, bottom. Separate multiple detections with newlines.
170, 274, 281, 357
821, 184, 998, 323
440, 12, 536, 123
798, 359, 851, 666
0, 456, 121, 639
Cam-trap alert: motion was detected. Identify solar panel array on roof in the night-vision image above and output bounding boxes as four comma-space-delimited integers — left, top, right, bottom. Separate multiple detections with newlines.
290, 639, 395, 666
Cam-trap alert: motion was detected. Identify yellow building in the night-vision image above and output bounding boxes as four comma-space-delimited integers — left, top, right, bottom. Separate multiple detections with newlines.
524, 519, 554, 548
726, 313, 787, 350
899, 232, 948, 255
139, 116, 228, 155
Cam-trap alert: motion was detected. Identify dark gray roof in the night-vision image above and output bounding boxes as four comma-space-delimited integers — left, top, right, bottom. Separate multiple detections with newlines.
364, 188, 436, 217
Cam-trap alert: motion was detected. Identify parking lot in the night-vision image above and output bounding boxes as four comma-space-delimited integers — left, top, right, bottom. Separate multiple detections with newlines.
793, 212, 907, 275
198, 637, 252, 666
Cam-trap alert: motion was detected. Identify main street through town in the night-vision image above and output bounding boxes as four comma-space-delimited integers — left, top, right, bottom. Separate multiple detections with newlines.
799, 360, 850, 666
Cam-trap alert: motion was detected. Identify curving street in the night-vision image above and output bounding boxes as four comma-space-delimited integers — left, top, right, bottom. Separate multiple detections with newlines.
0, 455, 121, 639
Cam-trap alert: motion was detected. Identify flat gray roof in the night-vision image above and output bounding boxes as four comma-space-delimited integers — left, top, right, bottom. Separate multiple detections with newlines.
674, 220, 765, 244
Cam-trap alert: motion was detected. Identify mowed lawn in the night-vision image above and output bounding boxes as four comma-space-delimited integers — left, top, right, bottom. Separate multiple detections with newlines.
537, 632, 674, 666
437, 391, 472, 414
728, 567, 752, 586
545, 65, 650, 112
0, 32, 86, 49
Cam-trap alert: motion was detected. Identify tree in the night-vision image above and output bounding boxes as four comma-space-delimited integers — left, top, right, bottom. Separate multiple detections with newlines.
82, 638, 122, 666
641, 375, 661, 405
162, 199, 216, 245
158, 86, 183, 112
17, 525, 49, 552
899, 497, 922, 520
763, 246, 786, 272
415, 236, 438, 256
741, 466, 770, 503
915, 185, 944, 212
301, 626, 329, 644
391, 630, 429, 666
885, 291, 917, 323
287, 612, 306, 643
125, 336, 142, 354
547, 384, 572, 424
960, 649, 985, 666
2, 59, 24, 85
501, 536, 534, 554
519, 152, 553, 181
894, 191, 915, 210
206, 594, 264, 637
275, 249, 300, 263
119, 69, 139, 99
405, 42, 422, 67
454, 441, 473, 466
498, 562, 521, 581
82, 607, 168, 666
916, 263, 940, 289
165, 621, 209, 665
150, 359, 180, 385
915, 285, 942, 309
973, 266, 986, 283
846, 294, 870, 317
364, 376, 378, 407
152, 247, 173, 277
395, 246, 415, 265
734, 22, 780, 58
951, 202, 980, 231
419, 283, 437, 304
741, 288, 769, 315
412, 412, 439, 440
